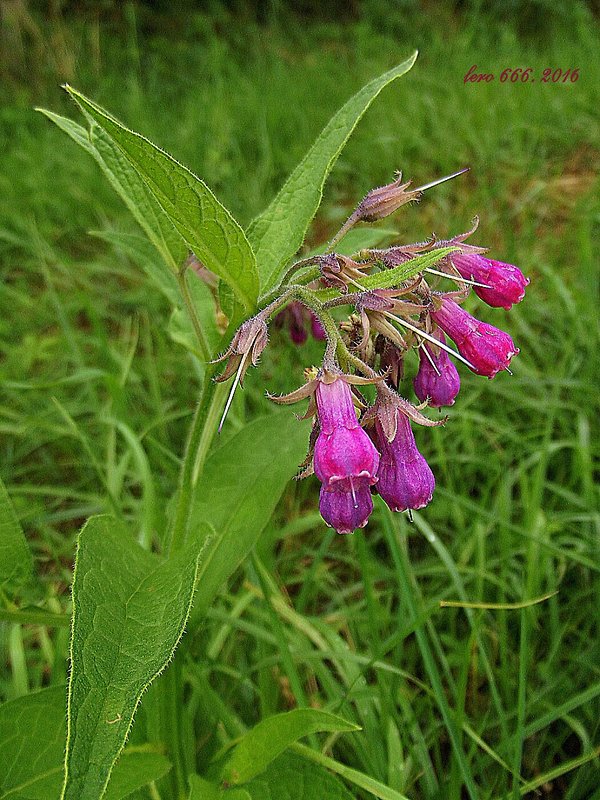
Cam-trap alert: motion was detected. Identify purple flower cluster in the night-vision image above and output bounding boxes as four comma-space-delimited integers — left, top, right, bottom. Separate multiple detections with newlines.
308, 377, 441, 532
216, 171, 529, 534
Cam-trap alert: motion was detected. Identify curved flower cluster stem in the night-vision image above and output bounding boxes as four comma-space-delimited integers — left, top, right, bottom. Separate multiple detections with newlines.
215, 168, 528, 533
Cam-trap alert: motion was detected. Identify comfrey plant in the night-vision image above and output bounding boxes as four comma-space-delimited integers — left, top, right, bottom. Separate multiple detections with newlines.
215, 176, 527, 534
1, 54, 530, 800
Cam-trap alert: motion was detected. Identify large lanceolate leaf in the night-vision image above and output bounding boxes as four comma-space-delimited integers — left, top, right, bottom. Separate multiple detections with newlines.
189, 411, 309, 621
0, 476, 32, 591
62, 516, 199, 800
37, 109, 188, 272
62, 87, 259, 312
37, 113, 221, 357
246, 53, 418, 295
221, 709, 360, 786
0, 687, 171, 800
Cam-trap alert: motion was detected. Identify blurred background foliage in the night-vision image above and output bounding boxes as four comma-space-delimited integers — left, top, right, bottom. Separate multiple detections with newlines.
0, 1, 599, 798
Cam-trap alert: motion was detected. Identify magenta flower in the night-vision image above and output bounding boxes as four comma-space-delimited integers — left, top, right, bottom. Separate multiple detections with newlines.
431, 297, 519, 378
314, 378, 379, 532
452, 253, 529, 309
374, 414, 435, 512
413, 329, 460, 407
271, 372, 380, 533
313, 378, 380, 532
319, 482, 374, 535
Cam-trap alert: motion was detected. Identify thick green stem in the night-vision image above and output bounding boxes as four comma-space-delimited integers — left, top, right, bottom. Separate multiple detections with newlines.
191, 381, 228, 486
159, 660, 187, 800
166, 368, 220, 557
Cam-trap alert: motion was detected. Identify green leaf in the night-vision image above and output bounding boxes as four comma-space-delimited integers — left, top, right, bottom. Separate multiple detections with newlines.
0, 687, 171, 800
37, 109, 188, 273
188, 755, 354, 800
239, 753, 354, 800
0, 686, 65, 799
62, 516, 199, 800
103, 752, 172, 800
35, 109, 95, 154
63, 87, 259, 312
221, 709, 360, 786
187, 775, 220, 800
293, 743, 411, 800
358, 247, 458, 291
0, 476, 33, 591
189, 411, 309, 621
313, 247, 458, 303
246, 53, 418, 295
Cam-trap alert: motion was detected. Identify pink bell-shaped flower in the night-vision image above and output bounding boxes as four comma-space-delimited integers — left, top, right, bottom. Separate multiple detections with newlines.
314, 378, 380, 486
452, 253, 529, 310
374, 414, 435, 513
431, 297, 519, 378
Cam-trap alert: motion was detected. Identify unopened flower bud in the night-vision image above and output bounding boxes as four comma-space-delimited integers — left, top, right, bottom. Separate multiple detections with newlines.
356, 173, 421, 223
413, 329, 460, 407
310, 313, 326, 341
431, 297, 519, 378
452, 253, 529, 309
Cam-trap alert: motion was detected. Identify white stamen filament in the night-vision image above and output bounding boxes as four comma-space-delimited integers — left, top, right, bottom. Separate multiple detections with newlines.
419, 339, 441, 377
414, 167, 470, 193
349, 476, 358, 509
218, 350, 249, 433
424, 267, 492, 289
381, 309, 477, 371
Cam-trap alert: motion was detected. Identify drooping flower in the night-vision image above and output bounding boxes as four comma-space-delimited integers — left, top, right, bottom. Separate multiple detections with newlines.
430, 296, 519, 378
365, 388, 440, 513
432, 217, 529, 309
451, 253, 529, 310
413, 328, 460, 407
364, 386, 443, 513
313, 377, 380, 489
374, 414, 435, 512
270, 370, 380, 534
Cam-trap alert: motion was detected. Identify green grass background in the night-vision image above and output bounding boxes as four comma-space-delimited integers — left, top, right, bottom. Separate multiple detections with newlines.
0, 1, 599, 798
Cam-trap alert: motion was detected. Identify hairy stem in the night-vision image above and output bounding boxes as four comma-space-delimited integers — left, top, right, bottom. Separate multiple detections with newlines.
167, 366, 219, 556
